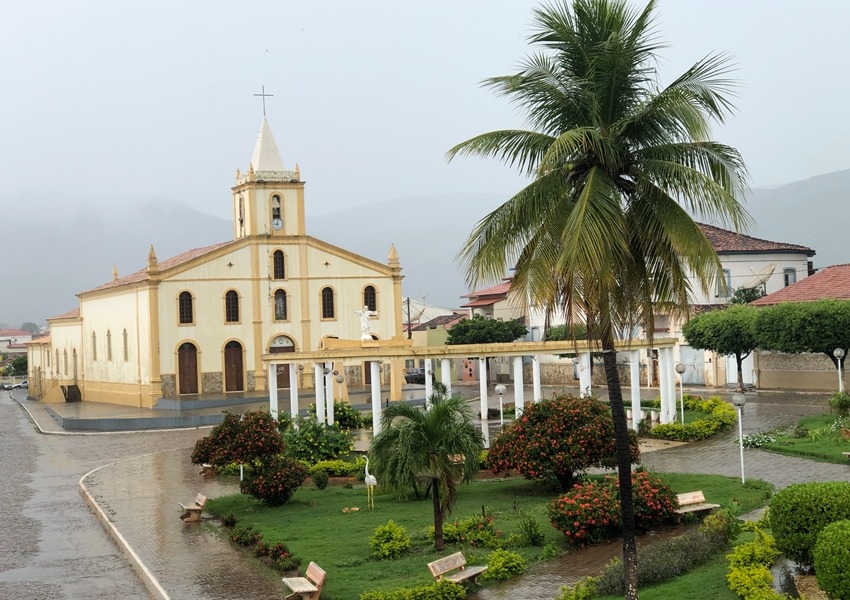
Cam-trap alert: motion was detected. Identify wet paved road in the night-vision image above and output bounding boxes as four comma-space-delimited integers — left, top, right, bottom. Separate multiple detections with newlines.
3, 387, 849, 599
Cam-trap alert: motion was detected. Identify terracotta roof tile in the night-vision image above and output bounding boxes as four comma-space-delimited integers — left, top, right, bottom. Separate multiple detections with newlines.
698, 223, 815, 255
462, 279, 513, 299
412, 314, 466, 332
751, 264, 850, 305
0, 329, 31, 336
461, 298, 500, 308
48, 307, 80, 320
83, 241, 234, 294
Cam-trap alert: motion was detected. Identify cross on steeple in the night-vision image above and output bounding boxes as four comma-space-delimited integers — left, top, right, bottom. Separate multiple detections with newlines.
253, 85, 274, 117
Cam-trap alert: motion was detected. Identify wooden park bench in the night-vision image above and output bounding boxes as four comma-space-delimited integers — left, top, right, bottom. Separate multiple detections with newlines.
199, 463, 215, 476
178, 493, 207, 523
282, 561, 326, 600
674, 491, 720, 522
842, 451, 850, 461
427, 551, 487, 585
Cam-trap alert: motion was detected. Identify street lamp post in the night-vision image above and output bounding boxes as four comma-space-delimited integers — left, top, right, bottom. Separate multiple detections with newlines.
834, 348, 845, 393
495, 384, 506, 427
732, 393, 747, 484
675, 363, 686, 426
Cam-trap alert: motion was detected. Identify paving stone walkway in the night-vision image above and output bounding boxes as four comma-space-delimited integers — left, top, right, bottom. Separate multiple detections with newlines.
3, 387, 849, 599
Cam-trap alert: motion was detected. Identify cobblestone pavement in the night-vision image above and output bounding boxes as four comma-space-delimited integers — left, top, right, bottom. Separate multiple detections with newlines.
4, 387, 849, 600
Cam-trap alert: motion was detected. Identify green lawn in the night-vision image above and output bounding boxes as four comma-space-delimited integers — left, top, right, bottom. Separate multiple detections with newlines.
759, 414, 850, 463
205, 473, 771, 599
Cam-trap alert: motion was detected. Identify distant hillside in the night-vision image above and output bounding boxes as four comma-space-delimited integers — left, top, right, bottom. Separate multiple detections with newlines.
4, 170, 848, 328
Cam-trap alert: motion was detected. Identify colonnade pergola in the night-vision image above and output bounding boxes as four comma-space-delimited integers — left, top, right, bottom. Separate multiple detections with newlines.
262, 338, 679, 447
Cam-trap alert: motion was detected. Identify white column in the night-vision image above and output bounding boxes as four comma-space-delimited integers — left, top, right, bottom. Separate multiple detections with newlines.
578, 352, 592, 397
424, 358, 433, 405
289, 364, 299, 419
440, 358, 452, 395
666, 347, 676, 423
532, 355, 542, 402
313, 364, 325, 423
657, 349, 668, 424
268, 363, 279, 420
478, 357, 489, 418
629, 350, 641, 432
324, 361, 335, 426
479, 357, 490, 448
371, 361, 382, 436
512, 356, 525, 416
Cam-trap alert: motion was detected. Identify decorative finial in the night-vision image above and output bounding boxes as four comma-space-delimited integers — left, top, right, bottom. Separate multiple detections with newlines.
112, 264, 118, 282
388, 244, 399, 266
147, 245, 159, 274
236, 168, 241, 180
294, 163, 301, 179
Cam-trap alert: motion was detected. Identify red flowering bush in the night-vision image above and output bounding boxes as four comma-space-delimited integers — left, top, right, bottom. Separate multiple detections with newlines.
240, 455, 308, 506
191, 410, 284, 466
548, 481, 619, 546
549, 471, 678, 546
487, 394, 640, 490
614, 470, 677, 530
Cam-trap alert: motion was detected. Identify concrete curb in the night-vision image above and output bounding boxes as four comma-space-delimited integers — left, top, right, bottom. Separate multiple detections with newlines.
80, 461, 171, 600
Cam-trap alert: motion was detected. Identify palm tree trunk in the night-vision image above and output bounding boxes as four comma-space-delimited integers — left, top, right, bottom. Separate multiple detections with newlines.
432, 478, 445, 551
601, 332, 638, 600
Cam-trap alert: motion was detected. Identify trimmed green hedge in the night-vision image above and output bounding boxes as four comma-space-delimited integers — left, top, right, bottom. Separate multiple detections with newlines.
649, 395, 736, 442
359, 581, 466, 600
814, 520, 850, 599
769, 481, 850, 566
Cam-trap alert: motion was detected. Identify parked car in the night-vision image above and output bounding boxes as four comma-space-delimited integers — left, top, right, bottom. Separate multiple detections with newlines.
13, 380, 27, 389
0, 382, 13, 391
404, 368, 432, 385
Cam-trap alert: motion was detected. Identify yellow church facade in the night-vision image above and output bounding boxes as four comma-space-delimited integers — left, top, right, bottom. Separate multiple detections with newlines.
28, 119, 406, 408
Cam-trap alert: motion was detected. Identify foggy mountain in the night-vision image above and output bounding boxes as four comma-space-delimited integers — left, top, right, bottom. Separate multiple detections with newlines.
3, 171, 848, 328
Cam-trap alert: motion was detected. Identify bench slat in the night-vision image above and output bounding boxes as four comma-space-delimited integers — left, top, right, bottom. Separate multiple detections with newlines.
281, 577, 318, 594
444, 565, 487, 583
427, 552, 487, 583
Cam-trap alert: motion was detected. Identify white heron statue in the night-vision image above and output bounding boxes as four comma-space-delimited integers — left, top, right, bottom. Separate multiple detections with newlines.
364, 456, 377, 509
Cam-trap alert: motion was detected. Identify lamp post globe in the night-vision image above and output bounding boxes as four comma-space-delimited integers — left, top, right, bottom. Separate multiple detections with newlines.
495, 384, 507, 427
835, 348, 846, 393
675, 363, 686, 425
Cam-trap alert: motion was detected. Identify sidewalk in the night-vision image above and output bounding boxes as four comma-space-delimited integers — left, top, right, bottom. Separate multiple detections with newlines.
11, 387, 847, 600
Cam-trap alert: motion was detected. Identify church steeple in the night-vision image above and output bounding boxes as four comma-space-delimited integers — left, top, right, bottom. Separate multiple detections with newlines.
231, 117, 305, 240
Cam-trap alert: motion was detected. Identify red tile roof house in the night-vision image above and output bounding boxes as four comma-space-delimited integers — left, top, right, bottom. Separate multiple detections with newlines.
748, 264, 850, 391
669, 224, 817, 389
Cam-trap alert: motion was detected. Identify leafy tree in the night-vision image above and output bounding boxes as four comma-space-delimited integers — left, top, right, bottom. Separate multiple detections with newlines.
447, 1, 749, 595
444, 314, 527, 345
20, 322, 39, 333
754, 300, 850, 381
11, 355, 27, 376
191, 410, 284, 466
730, 286, 764, 305
682, 306, 758, 391
487, 394, 639, 490
369, 385, 484, 550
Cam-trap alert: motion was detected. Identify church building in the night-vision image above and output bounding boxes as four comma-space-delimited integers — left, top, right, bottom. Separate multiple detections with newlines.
27, 119, 406, 408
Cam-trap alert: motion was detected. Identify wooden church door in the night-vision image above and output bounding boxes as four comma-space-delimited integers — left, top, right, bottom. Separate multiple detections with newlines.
224, 341, 244, 392
178, 343, 198, 394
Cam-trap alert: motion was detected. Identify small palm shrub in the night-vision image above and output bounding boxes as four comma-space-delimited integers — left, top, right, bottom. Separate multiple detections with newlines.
814, 520, 850, 600
769, 481, 850, 565
483, 549, 525, 581
517, 515, 545, 547
429, 511, 503, 548
555, 578, 598, 600
230, 524, 262, 546
829, 391, 850, 416
240, 455, 308, 506
370, 520, 412, 559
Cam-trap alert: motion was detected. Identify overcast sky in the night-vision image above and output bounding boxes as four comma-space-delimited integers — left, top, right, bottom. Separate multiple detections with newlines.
3, 0, 849, 222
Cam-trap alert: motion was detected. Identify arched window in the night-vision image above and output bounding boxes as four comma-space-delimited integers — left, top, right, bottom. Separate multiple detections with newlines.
321, 287, 335, 319
273, 250, 285, 279
179, 291, 194, 324
225, 290, 240, 322
363, 285, 377, 311
63, 349, 68, 375
107, 330, 112, 361
91, 332, 97, 361
274, 289, 288, 321
123, 329, 129, 361
272, 195, 281, 220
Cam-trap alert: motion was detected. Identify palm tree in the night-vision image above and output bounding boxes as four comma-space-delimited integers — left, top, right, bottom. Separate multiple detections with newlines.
369, 385, 484, 551
447, 1, 749, 596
